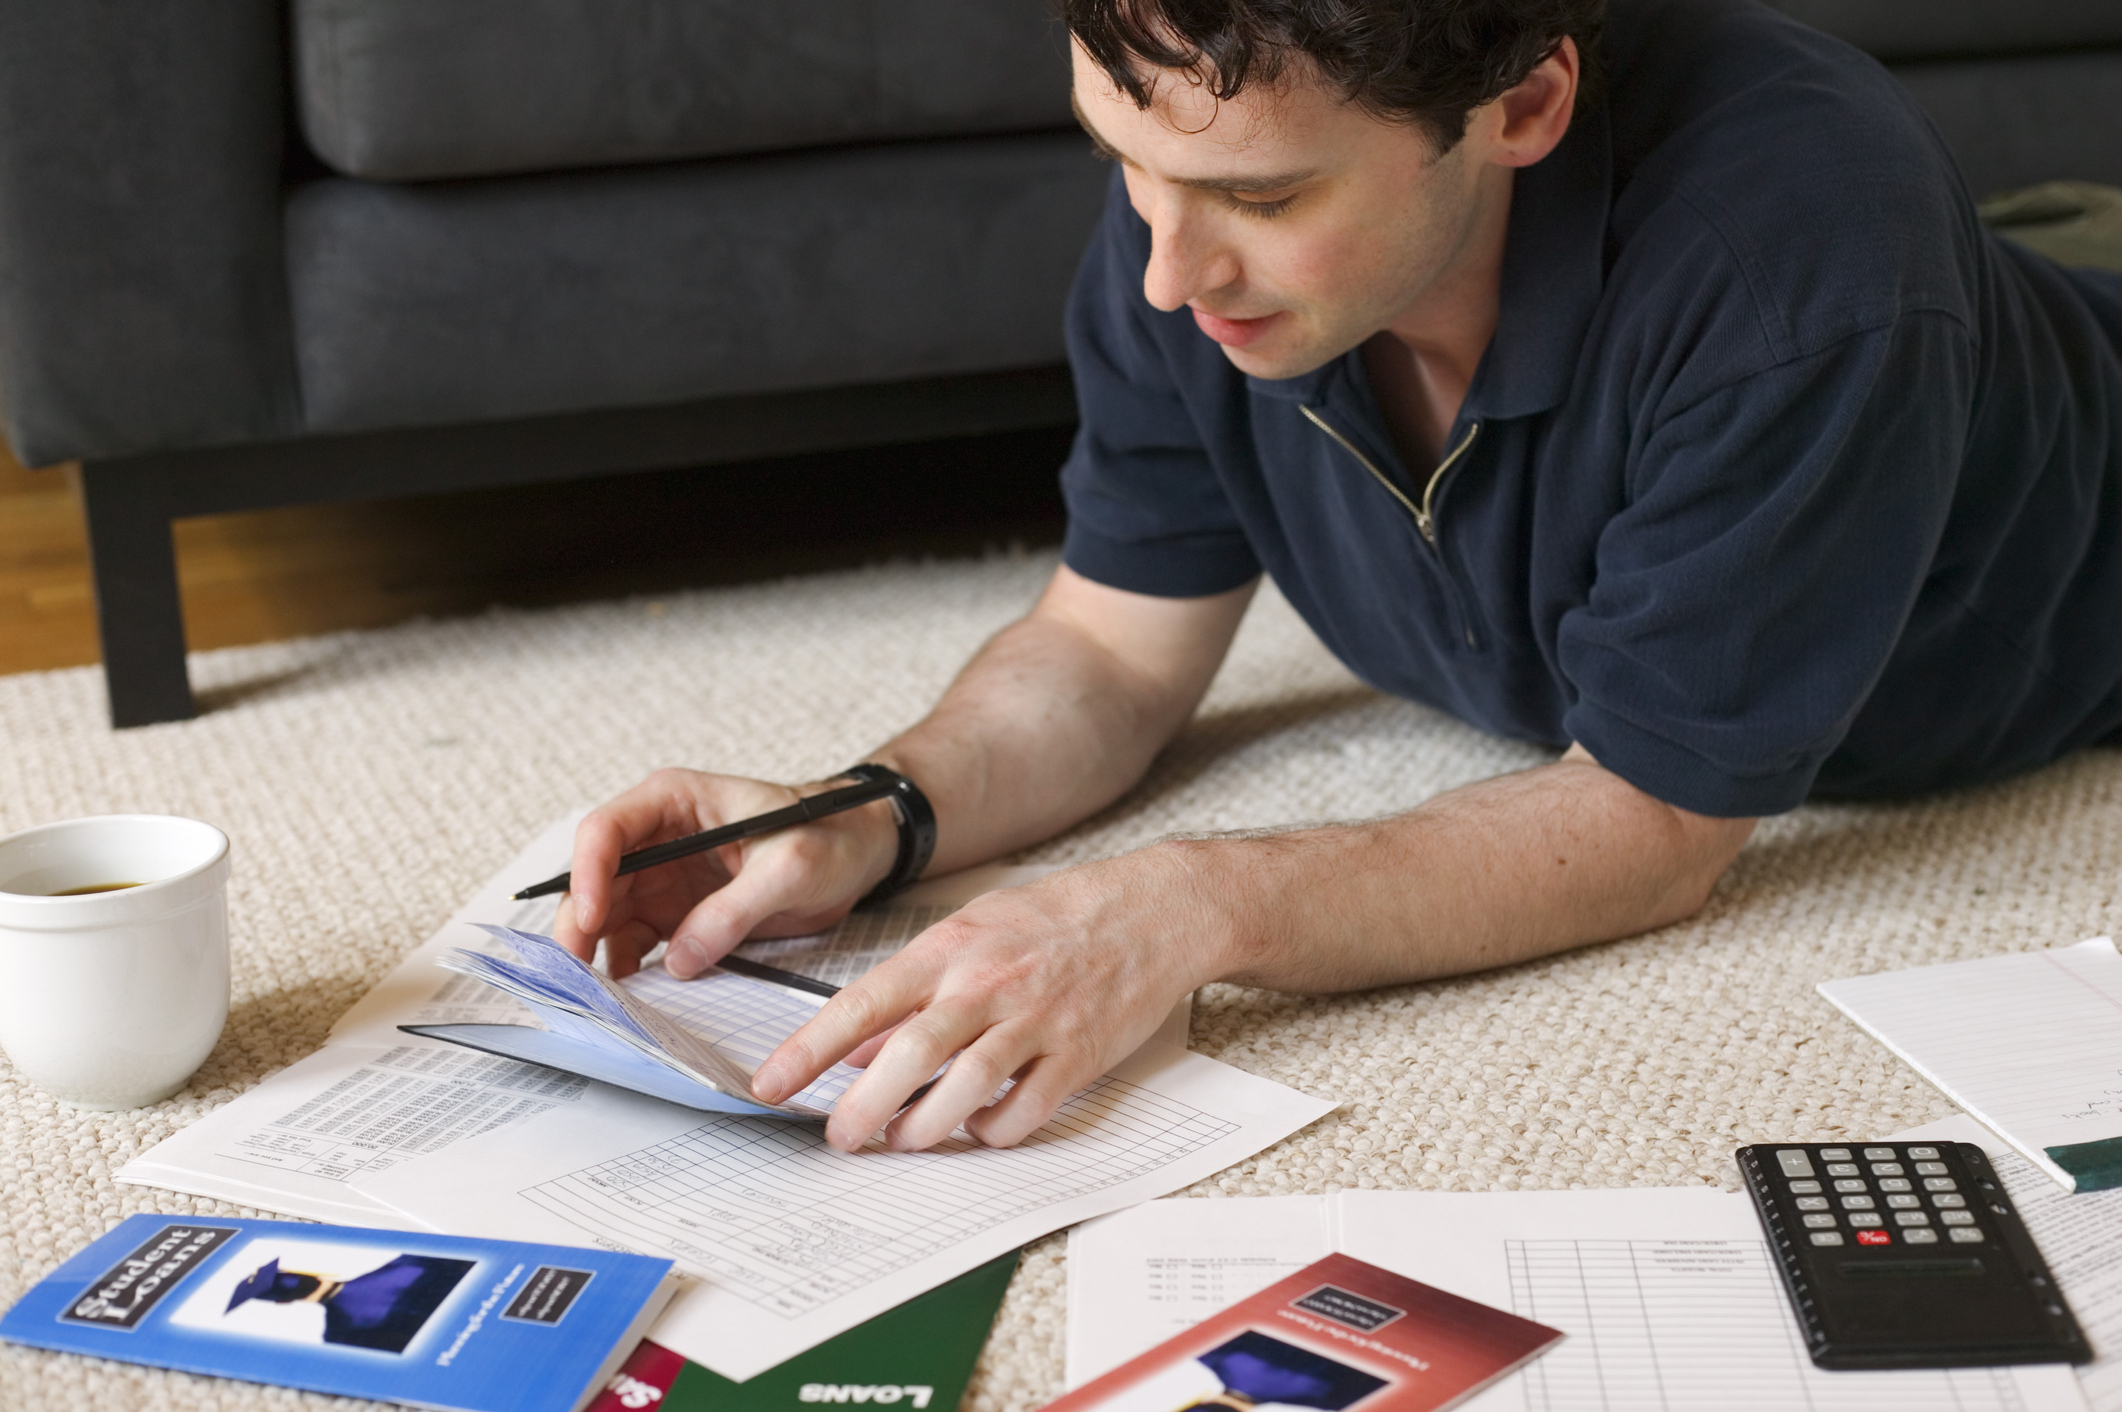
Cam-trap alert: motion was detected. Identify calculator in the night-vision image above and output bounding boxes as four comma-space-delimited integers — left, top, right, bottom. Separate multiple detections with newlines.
1737, 1141, 2090, 1369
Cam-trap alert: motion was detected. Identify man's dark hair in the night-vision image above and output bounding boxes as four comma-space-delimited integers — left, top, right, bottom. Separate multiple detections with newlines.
1064, 0, 1606, 152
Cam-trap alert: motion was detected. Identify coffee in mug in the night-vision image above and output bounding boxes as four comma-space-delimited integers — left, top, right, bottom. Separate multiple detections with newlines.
0, 815, 230, 1109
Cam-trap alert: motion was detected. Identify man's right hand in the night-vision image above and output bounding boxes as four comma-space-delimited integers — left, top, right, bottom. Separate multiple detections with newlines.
552, 768, 900, 978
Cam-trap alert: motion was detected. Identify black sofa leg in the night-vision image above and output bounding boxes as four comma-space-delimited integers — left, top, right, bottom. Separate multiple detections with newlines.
77, 460, 195, 727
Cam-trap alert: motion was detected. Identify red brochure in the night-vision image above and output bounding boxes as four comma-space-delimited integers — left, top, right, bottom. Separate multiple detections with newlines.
1044, 1252, 1562, 1412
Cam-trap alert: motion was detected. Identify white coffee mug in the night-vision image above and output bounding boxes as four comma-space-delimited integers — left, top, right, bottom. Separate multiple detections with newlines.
0, 815, 230, 1109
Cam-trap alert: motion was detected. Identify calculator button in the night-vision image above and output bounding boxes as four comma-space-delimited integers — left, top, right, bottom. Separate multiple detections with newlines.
1826, 1163, 1860, 1176
1811, 1231, 1845, 1246
1848, 1213, 1884, 1227
1903, 1227, 1939, 1244
1863, 1147, 1896, 1160
1923, 1177, 1958, 1192
1940, 1210, 1975, 1226
1856, 1230, 1892, 1246
1803, 1213, 1838, 1228
1834, 1179, 1868, 1193
1932, 1193, 1966, 1209
1776, 1149, 1818, 1178
1820, 1148, 1852, 1161
1796, 1196, 1830, 1211
1869, 1162, 1905, 1176
1894, 1211, 1931, 1226
1915, 1161, 1948, 1175
1877, 1178, 1911, 1192
1787, 1180, 1822, 1194
1908, 1146, 1940, 1160
1841, 1195, 1876, 1210
1949, 1227, 1984, 1243
1886, 1194, 1920, 1209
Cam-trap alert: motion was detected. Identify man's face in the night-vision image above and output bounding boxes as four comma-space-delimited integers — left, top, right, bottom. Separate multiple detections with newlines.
1071, 44, 1491, 381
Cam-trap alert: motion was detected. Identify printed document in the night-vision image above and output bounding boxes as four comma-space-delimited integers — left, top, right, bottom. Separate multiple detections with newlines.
1820, 938, 2122, 1192
356, 1034, 1332, 1381
1067, 1188, 2088, 1412
115, 1040, 594, 1226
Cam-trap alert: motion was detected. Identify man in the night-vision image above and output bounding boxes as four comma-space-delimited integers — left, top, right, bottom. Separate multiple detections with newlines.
557, 0, 2122, 1155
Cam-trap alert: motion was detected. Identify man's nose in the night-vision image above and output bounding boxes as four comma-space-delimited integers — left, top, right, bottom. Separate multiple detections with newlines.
1140, 203, 1239, 313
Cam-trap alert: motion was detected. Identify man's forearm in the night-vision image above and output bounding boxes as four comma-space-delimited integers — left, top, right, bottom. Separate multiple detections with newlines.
865, 570, 1257, 878
1159, 750, 1757, 993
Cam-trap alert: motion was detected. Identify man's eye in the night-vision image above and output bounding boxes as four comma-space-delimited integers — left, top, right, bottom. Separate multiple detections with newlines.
1225, 193, 1297, 219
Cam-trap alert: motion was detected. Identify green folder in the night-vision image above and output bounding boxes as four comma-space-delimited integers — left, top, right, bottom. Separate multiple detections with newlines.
598, 1251, 1020, 1412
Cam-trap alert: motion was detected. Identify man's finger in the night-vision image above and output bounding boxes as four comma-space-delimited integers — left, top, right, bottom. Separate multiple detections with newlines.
567, 778, 715, 933
883, 1026, 1036, 1151
822, 1001, 990, 1151
601, 917, 664, 979
842, 1024, 902, 1069
661, 837, 861, 977
961, 1051, 1095, 1149
564, 809, 634, 936
753, 987, 917, 1108
752, 954, 941, 1108
552, 894, 594, 961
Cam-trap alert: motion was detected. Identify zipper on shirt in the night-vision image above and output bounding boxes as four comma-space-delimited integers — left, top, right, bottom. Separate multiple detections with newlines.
1299, 406, 1480, 546
1299, 406, 1485, 648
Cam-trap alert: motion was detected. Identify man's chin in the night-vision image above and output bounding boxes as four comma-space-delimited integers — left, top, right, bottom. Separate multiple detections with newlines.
1215, 337, 1343, 383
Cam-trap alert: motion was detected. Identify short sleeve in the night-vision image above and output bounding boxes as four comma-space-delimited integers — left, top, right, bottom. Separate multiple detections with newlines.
1559, 310, 1976, 816
1058, 173, 1262, 598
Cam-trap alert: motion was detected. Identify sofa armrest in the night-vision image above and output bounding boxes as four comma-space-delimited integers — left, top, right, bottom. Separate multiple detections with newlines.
0, 0, 300, 468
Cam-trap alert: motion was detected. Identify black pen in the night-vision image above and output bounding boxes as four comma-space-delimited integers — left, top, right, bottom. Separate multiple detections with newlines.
712, 953, 840, 1000
512, 775, 902, 900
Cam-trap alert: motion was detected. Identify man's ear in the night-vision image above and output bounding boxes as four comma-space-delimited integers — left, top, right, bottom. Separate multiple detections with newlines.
1487, 36, 1580, 169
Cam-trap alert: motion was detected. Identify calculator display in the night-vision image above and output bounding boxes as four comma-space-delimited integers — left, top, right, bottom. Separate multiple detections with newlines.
1737, 1142, 2089, 1369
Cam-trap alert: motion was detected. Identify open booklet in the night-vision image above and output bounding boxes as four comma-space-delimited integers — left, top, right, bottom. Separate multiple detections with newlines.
410, 925, 844, 1120
406, 896, 965, 1120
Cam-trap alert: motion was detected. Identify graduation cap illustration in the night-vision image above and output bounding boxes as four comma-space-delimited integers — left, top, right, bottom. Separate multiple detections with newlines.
223, 1252, 475, 1353
226, 1258, 297, 1312
1184, 1330, 1389, 1412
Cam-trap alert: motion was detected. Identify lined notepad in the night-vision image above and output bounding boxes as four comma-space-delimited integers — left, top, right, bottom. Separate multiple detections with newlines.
1820, 937, 2122, 1193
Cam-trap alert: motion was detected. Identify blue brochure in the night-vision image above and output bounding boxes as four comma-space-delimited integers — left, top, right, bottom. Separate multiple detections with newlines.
0, 1214, 678, 1412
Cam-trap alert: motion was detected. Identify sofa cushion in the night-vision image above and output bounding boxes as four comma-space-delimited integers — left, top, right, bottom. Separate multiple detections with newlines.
1893, 51, 2122, 196
284, 133, 1106, 434
294, 0, 1074, 182
1763, 0, 2122, 60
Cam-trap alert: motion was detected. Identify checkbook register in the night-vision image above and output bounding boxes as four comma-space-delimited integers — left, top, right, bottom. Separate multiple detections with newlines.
1738, 1141, 2091, 1369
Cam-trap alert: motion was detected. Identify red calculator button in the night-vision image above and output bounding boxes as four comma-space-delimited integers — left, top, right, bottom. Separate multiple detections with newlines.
1856, 1230, 1892, 1246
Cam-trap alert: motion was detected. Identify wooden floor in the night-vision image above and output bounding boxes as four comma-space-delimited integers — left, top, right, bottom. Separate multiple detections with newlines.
0, 429, 1072, 677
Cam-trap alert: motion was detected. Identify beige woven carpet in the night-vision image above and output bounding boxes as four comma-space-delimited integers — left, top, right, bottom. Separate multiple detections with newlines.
4, 549, 2119, 1410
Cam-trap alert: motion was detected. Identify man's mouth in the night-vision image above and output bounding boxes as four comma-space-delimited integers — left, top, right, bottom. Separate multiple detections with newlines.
1191, 307, 1283, 348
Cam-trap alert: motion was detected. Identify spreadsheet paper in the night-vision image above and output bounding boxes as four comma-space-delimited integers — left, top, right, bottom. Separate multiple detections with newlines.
358, 1037, 1335, 1380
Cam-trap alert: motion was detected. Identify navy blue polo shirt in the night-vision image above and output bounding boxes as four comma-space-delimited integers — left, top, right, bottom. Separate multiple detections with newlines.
1058, 0, 2122, 817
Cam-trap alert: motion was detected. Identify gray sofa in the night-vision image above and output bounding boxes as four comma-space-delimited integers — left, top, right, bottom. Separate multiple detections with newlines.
0, 0, 2116, 727
0, 0, 1105, 726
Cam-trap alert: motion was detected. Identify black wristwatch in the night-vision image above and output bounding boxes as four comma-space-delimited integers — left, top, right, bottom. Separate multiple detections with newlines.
839, 763, 936, 906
